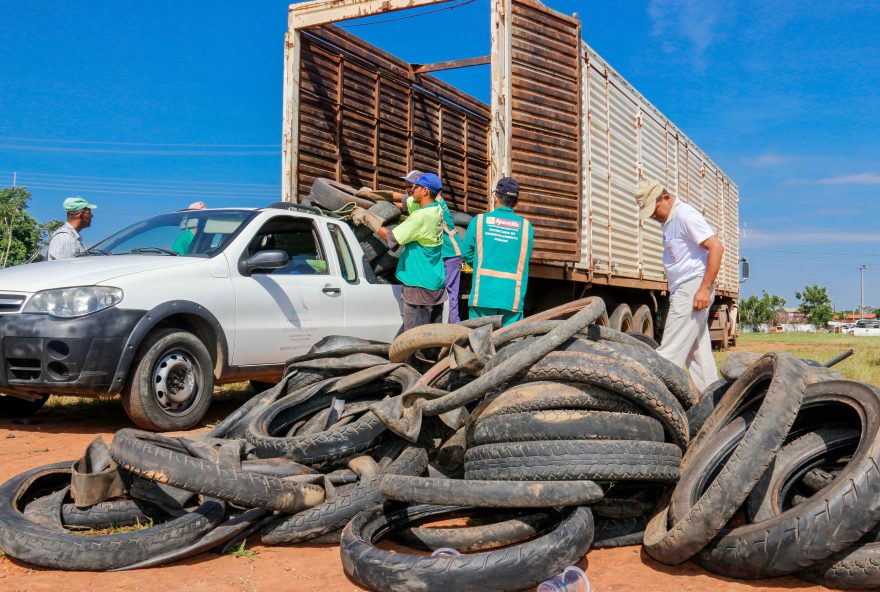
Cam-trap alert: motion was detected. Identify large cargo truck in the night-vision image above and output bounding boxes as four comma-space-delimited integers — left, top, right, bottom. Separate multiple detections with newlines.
281, 0, 741, 346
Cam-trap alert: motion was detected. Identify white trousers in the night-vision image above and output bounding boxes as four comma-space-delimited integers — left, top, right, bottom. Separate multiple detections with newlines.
657, 276, 718, 392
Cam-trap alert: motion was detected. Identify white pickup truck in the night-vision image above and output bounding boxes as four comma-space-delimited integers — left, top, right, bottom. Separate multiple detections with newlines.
0, 204, 403, 430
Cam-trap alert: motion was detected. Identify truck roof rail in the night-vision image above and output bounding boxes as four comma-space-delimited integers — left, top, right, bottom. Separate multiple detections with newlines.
265, 201, 346, 219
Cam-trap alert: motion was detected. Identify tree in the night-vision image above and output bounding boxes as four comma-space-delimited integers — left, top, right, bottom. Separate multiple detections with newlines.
0, 187, 61, 267
795, 284, 834, 329
739, 291, 786, 328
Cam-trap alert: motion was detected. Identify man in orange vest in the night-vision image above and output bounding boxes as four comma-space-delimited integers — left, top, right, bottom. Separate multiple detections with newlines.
461, 177, 534, 326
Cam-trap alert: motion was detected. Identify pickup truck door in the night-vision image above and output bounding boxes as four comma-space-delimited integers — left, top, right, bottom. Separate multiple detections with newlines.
230, 214, 345, 366
324, 221, 404, 343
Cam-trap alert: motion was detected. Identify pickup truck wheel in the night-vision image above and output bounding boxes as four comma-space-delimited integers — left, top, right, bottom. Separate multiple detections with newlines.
122, 329, 214, 431
0, 393, 49, 418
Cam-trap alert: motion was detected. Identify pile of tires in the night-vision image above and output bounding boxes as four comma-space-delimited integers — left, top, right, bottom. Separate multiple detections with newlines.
646, 350, 880, 590
0, 336, 433, 570
305, 177, 472, 283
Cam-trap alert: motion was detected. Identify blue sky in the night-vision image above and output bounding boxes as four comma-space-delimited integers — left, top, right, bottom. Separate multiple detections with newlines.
1, 1, 878, 310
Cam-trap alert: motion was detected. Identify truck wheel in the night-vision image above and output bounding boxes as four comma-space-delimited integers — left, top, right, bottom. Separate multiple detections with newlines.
609, 304, 634, 333
632, 304, 654, 339
0, 393, 49, 418
122, 329, 214, 431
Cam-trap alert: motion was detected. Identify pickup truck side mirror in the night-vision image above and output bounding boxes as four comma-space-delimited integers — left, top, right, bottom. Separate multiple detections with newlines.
239, 250, 290, 276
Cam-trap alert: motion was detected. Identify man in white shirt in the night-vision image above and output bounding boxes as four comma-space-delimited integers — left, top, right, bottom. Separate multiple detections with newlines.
636, 179, 724, 391
47, 196, 97, 260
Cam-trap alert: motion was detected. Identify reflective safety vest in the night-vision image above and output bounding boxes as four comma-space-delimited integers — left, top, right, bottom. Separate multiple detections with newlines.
464, 207, 533, 312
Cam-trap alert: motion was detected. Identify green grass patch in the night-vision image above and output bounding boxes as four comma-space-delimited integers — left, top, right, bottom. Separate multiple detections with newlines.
77, 516, 154, 536
714, 333, 880, 384
227, 539, 259, 560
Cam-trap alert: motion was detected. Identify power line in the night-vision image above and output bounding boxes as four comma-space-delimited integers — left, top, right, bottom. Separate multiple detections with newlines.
0, 144, 279, 156
0, 136, 279, 148
6, 178, 278, 197
13, 185, 276, 200
0, 170, 278, 188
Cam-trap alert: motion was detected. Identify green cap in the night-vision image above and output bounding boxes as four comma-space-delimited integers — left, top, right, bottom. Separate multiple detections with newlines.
63, 196, 97, 212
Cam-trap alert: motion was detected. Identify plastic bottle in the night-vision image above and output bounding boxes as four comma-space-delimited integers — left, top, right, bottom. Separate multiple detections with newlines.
537, 566, 590, 592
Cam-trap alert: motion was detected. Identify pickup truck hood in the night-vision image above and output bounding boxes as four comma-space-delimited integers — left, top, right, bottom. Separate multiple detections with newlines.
0, 256, 202, 293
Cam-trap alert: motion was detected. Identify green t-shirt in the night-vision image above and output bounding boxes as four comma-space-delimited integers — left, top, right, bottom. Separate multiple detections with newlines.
171, 230, 194, 256
391, 202, 445, 290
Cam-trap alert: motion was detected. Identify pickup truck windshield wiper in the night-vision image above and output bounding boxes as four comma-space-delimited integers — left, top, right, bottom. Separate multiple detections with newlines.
75, 248, 111, 257
129, 247, 179, 256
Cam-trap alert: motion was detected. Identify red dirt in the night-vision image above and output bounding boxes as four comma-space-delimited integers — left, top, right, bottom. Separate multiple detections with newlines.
0, 399, 833, 592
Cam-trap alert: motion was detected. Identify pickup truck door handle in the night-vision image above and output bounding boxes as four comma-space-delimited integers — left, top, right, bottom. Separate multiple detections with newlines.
322, 285, 342, 295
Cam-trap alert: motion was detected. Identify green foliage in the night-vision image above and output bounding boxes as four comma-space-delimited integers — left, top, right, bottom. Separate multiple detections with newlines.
228, 539, 259, 560
0, 186, 62, 267
795, 284, 834, 328
739, 291, 786, 327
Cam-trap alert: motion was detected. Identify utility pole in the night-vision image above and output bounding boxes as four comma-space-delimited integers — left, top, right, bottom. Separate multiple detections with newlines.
860, 264, 868, 319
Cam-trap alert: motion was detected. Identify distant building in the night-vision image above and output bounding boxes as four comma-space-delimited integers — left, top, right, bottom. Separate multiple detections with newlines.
774, 308, 808, 325
843, 313, 877, 322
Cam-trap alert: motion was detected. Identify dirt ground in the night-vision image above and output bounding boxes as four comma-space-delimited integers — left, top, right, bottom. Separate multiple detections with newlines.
0, 395, 834, 592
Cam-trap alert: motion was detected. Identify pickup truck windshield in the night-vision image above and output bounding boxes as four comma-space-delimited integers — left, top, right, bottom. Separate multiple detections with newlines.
91, 211, 255, 257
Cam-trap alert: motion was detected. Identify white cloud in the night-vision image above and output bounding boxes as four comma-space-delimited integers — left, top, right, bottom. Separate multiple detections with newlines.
743, 228, 880, 248
647, 0, 725, 70
786, 173, 880, 186
743, 154, 794, 167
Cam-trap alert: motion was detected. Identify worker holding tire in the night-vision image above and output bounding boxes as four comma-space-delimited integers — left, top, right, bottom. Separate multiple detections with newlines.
462, 177, 533, 326
635, 179, 724, 391
353, 173, 447, 331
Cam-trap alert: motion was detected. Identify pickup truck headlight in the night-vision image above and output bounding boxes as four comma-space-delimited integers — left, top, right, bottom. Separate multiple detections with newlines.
23, 287, 124, 318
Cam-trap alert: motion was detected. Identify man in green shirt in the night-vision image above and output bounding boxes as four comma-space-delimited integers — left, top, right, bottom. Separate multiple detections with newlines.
171, 201, 207, 256
356, 173, 447, 331
462, 177, 533, 326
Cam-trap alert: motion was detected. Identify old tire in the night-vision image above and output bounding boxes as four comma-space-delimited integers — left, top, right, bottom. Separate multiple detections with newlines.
340, 504, 594, 592
368, 200, 401, 224
0, 462, 225, 571
468, 409, 665, 446
694, 380, 880, 578
0, 393, 48, 418
609, 304, 634, 333
686, 379, 731, 439
309, 178, 374, 210
390, 511, 555, 552
380, 474, 604, 507
259, 446, 428, 545
121, 329, 214, 432
464, 440, 682, 483
389, 324, 471, 364
110, 429, 325, 512
643, 352, 807, 566
523, 351, 689, 450
631, 304, 654, 339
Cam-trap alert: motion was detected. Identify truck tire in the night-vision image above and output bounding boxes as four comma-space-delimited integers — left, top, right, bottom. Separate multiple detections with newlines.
390, 511, 556, 552
309, 178, 374, 210
121, 329, 214, 432
609, 304, 634, 333
0, 393, 49, 418
631, 304, 654, 339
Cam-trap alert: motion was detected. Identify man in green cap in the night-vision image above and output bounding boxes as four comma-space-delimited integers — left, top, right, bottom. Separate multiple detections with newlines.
462, 176, 533, 326
353, 172, 446, 331
47, 196, 97, 260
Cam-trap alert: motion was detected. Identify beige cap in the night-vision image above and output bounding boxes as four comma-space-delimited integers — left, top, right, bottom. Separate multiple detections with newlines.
636, 179, 666, 220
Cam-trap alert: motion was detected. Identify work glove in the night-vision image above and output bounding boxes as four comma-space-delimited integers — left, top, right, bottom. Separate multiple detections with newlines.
351, 206, 385, 234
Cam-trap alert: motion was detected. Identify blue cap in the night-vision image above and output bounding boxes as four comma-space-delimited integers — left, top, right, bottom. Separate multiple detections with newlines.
493, 177, 520, 199
414, 172, 442, 194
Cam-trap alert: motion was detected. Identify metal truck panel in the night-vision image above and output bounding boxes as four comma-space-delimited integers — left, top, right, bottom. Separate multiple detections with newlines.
284, 0, 739, 298
508, 0, 582, 262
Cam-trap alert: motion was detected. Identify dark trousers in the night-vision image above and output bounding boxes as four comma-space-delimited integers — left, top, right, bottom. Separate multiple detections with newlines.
403, 301, 444, 332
